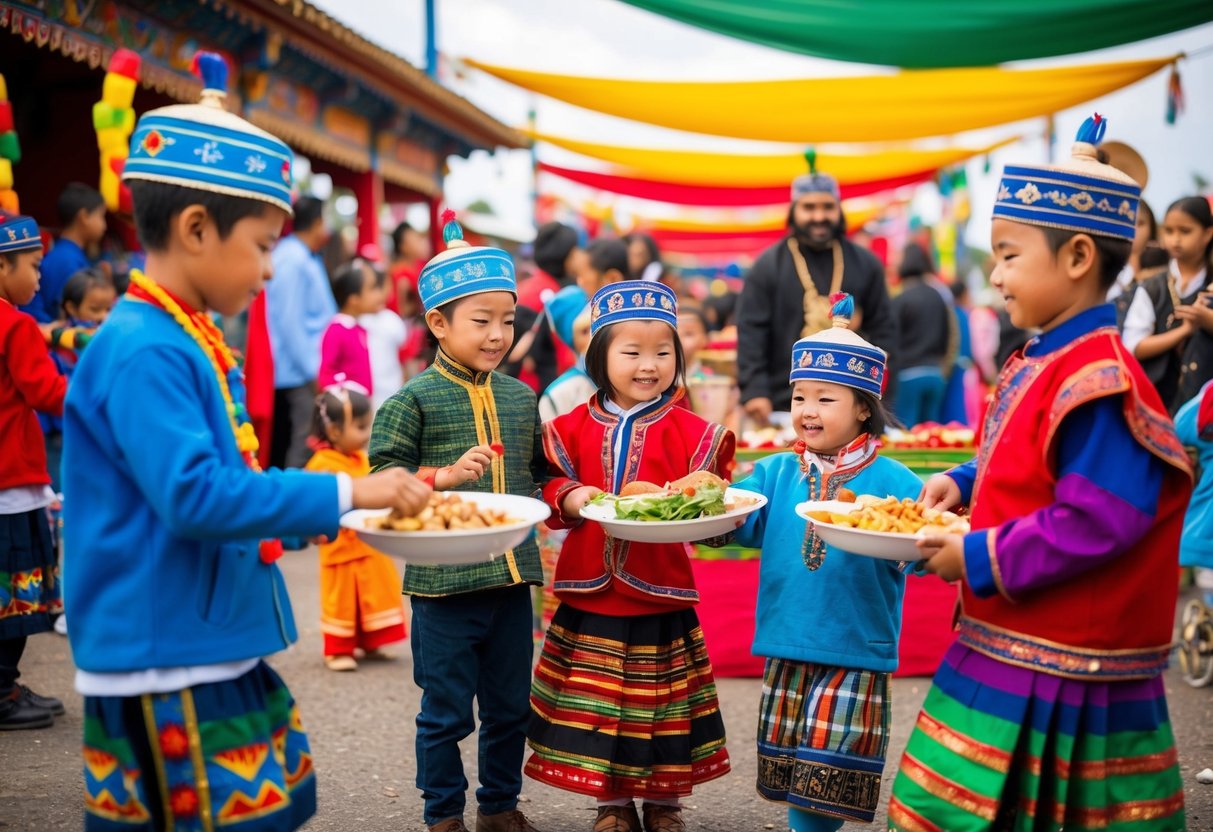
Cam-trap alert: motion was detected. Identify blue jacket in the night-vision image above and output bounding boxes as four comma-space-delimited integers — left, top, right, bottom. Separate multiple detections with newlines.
733, 452, 923, 672
62, 297, 341, 672
1176, 384, 1213, 569
266, 235, 335, 388
21, 238, 91, 323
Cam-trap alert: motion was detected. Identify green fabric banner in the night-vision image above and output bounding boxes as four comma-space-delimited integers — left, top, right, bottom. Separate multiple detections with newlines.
619, 0, 1213, 67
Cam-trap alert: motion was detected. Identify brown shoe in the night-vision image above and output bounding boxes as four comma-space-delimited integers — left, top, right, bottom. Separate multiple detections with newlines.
429, 819, 469, 832
593, 805, 641, 832
476, 808, 541, 831
640, 804, 685, 832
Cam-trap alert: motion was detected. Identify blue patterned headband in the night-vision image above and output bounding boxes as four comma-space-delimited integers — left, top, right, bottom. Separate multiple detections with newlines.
789, 294, 886, 398
589, 279, 678, 339
123, 53, 294, 214
992, 114, 1140, 242
419, 211, 516, 312
0, 214, 40, 254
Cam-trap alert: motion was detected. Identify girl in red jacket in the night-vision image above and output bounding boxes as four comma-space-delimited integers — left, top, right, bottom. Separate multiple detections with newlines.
525, 280, 735, 832
0, 212, 67, 730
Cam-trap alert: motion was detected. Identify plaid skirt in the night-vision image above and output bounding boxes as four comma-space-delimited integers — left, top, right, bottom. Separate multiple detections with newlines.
82, 661, 315, 831
756, 657, 891, 823
0, 507, 60, 638
525, 604, 730, 799
888, 643, 1185, 831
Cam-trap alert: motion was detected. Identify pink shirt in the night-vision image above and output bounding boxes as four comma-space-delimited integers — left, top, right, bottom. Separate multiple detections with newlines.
318, 314, 373, 394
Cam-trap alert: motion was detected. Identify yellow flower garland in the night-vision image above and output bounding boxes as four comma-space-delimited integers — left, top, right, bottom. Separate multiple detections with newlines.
128, 270, 261, 463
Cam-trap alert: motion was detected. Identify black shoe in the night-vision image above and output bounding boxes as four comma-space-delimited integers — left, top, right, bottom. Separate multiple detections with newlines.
18, 684, 65, 716
0, 690, 54, 730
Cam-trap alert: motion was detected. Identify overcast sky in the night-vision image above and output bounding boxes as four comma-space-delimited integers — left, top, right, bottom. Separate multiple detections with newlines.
309, 0, 1212, 251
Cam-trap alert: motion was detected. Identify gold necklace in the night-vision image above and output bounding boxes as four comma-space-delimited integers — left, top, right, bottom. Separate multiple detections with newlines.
787, 237, 845, 337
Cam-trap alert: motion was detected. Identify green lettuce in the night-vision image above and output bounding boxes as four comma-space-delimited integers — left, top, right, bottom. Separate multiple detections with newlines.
611, 482, 727, 522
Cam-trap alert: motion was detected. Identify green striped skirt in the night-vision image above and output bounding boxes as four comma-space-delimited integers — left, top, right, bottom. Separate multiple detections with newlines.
756, 657, 891, 823
888, 643, 1185, 831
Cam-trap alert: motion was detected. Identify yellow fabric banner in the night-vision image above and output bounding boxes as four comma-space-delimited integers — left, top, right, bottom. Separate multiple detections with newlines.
470, 57, 1175, 142
526, 130, 1015, 187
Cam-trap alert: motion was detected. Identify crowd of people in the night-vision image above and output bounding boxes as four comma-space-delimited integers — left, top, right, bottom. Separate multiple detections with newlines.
2, 52, 1213, 832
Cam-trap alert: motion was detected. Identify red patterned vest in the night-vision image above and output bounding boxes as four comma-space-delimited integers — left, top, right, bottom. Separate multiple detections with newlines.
959, 326, 1192, 680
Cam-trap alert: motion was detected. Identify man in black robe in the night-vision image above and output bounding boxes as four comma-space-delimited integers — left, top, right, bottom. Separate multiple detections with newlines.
737, 169, 897, 421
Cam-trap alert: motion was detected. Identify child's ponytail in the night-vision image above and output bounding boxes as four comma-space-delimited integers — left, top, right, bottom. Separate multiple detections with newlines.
310, 376, 371, 447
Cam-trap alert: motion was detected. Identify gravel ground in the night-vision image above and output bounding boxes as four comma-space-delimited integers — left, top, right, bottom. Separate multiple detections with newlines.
3, 552, 1212, 831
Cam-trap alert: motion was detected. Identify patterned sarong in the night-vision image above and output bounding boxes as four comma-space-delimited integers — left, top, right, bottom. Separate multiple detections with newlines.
82, 661, 315, 831
0, 508, 60, 638
525, 604, 730, 798
756, 658, 890, 823
888, 643, 1185, 831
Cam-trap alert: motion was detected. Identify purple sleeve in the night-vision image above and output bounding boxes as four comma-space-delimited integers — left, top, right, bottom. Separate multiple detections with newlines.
964, 396, 1164, 600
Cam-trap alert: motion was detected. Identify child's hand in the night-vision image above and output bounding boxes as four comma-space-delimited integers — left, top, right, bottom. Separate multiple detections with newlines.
916, 533, 965, 582
1175, 300, 1213, 334
353, 468, 433, 517
436, 445, 497, 490
561, 485, 603, 519
918, 474, 962, 510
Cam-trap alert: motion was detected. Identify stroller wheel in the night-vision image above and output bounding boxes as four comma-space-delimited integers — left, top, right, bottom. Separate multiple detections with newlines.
1179, 614, 1213, 688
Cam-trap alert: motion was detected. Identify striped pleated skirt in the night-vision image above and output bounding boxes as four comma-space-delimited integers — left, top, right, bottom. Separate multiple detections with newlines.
756, 657, 891, 823
888, 643, 1185, 831
525, 603, 730, 799
82, 661, 315, 831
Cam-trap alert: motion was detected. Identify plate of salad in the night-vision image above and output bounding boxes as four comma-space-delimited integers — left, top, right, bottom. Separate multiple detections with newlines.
579, 472, 766, 543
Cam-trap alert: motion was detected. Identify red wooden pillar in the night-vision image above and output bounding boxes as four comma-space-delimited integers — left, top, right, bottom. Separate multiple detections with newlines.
352, 168, 384, 253
428, 194, 442, 254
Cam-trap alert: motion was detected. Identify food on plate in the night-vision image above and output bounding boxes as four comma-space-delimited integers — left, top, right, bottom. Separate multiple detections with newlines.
619, 480, 669, 497
835, 487, 857, 503
371, 493, 515, 532
807, 495, 969, 535
599, 472, 753, 522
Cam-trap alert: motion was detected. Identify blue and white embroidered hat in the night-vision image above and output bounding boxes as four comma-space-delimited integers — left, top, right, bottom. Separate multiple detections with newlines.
419, 210, 516, 313
0, 213, 41, 254
790, 294, 886, 398
589, 279, 678, 340
123, 53, 294, 215
992, 114, 1140, 242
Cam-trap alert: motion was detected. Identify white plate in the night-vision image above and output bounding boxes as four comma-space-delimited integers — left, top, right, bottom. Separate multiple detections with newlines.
795, 500, 925, 561
341, 492, 551, 565
578, 487, 767, 543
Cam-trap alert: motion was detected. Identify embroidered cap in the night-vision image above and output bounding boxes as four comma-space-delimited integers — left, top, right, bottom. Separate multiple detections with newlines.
790, 148, 839, 201
790, 294, 886, 398
993, 114, 1140, 242
418, 210, 517, 312
0, 212, 40, 254
589, 279, 678, 340
123, 53, 294, 215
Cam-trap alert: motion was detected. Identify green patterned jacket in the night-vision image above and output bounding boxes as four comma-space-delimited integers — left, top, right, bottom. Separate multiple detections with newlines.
370, 349, 547, 596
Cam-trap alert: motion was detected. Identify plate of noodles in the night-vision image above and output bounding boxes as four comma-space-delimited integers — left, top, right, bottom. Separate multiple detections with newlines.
342, 492, 550, 565
795, 495, 970, 560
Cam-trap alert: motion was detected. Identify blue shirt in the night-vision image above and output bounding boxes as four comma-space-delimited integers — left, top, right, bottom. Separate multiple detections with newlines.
1176, 383, 1213, 569
62, 296, 342, 672
22, 238, 90, 323
733, 453, 924, 672
265, 235, 336, 388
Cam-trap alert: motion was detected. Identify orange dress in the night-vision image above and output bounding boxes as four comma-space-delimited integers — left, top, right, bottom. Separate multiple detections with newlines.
304, 448, 407, 655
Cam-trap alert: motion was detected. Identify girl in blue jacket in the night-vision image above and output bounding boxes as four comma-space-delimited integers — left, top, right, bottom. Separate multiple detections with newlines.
733, 295, 922, 832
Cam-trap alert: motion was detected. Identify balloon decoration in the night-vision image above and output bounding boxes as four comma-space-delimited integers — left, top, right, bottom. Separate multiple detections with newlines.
93, 48, 141, 214
0, 74, 20, 212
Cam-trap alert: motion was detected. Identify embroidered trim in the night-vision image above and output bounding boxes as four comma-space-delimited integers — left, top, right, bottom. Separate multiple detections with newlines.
614, 571, 699, 602
956, 616, 1171, 680
985, 527, 1014, 603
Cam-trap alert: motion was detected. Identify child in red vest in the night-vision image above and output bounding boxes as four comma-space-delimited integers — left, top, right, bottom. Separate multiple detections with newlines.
888, 115, 1192, 830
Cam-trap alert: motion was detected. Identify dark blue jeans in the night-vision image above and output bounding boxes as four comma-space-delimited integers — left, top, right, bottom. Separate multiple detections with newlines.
410, 584, 534, 826
894, 367, 946, 428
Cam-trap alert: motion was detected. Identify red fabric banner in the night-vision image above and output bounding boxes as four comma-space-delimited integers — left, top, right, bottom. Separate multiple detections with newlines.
539, 161, 935, 207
